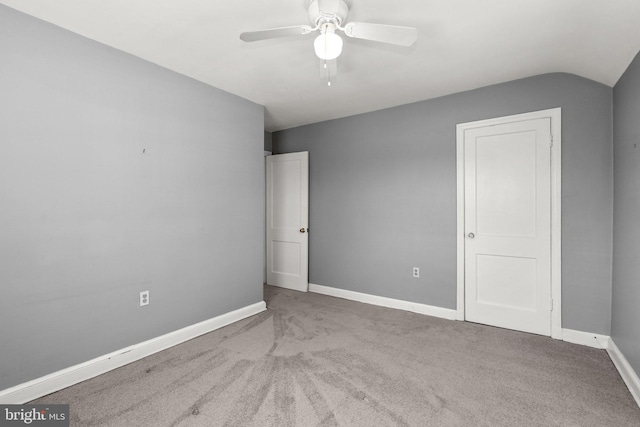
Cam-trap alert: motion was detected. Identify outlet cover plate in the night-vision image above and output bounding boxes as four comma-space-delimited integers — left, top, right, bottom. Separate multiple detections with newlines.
140, 290, 150, 307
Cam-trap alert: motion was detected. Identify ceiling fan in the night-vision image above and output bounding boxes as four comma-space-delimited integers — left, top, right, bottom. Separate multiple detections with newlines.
240, 0, 418, 62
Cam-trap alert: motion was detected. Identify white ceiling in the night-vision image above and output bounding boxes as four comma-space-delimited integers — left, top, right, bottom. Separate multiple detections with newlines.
3, 0, 640, 131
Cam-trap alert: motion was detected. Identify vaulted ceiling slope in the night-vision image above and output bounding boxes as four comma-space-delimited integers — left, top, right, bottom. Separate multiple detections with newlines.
3, 0, 640, 131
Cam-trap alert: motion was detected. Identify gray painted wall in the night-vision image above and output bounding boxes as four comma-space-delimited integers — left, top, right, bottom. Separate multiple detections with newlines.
274, 73, 613, 335
264, 131, 273, 152
0, 5, 264, 390
612, 51, 640, 375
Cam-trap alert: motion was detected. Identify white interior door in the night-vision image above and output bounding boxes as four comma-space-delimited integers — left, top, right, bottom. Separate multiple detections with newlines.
266, 152, 309, 292
463, 118, 552, 336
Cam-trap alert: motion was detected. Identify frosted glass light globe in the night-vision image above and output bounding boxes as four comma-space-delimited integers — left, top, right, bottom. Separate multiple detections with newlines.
314, 30, 343, 60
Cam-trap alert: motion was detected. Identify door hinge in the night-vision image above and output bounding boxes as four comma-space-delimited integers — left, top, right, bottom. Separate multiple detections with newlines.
550, 134, 554, 147
550, 298, 554, 311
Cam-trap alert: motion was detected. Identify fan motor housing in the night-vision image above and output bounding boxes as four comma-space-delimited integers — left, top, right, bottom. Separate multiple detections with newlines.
308, 0, 349, 26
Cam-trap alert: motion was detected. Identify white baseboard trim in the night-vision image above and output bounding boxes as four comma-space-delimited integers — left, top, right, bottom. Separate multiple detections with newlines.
562, 328, 610, 349
607, 338, 640, 408
309, 283, 457, 320
0, 301, 267, 404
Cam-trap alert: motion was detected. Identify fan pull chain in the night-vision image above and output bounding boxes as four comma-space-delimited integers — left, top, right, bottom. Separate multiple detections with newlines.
324, 25, 331, 87
324, 59, 331, 86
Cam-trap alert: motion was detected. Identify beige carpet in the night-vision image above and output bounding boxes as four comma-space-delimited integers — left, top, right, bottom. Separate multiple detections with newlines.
34, 285, 640, 426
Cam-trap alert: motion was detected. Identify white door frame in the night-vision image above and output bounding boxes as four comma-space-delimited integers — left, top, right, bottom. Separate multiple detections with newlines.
264, 151, 272, 285
456, 108, 562, 340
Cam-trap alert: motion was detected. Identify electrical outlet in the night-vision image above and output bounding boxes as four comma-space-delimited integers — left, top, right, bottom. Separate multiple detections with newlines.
140, 290, 150, 307
412, 267, 419, 278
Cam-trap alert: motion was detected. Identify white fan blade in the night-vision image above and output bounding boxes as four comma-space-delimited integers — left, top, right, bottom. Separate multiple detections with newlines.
342, 22, 417, 47
240, 25, 314, 42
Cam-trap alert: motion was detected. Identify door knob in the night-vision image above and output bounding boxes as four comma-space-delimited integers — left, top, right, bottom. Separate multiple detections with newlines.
468, 232, 475, 239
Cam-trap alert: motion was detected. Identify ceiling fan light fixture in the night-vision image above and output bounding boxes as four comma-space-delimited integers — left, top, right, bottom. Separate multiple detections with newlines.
314, 25, 343, 60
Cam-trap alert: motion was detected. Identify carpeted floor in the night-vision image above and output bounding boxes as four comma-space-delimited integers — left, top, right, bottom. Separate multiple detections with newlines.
34, 285, 640, 426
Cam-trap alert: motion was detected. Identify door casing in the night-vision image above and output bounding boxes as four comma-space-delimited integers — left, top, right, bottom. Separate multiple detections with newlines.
456, 108, 562, 339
